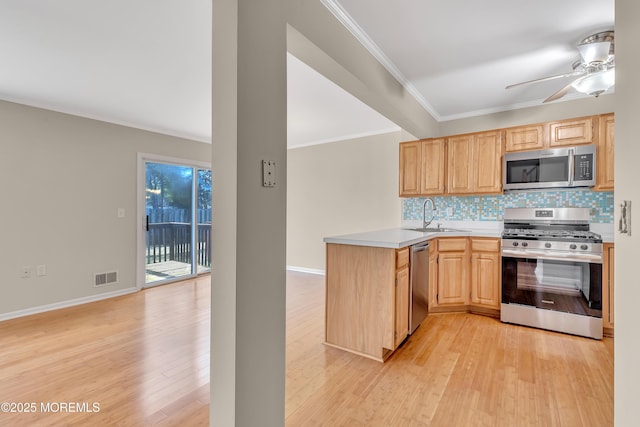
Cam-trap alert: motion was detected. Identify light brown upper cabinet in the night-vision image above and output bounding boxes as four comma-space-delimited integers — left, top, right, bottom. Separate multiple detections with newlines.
505, 116, 596, 152
447, 134, 474, 194
400, 132, 501, 197
399, 138, 445, 197
595, 113, 615, 191
505, 124, 546, 152
399, 141, 421, 196
474, 131, 503, 194
421, 138, 446, 194
400, 113, 612, 196
548, 116, 595, 147
448, 130, 503, 195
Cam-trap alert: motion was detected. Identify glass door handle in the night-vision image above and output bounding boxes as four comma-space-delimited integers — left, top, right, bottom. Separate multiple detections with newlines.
145, 215, 150, 231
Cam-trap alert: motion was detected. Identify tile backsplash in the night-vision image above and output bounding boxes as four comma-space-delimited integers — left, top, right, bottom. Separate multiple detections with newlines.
402, 189, 614, 223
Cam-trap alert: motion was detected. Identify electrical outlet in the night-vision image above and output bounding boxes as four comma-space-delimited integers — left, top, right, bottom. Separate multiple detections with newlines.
117, 208, 125, 218
446, 208, 454, 217
20, 267, 31, 278
37, 264, 46, 276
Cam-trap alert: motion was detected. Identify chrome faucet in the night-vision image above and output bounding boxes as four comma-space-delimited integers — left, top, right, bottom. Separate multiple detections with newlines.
422, 198, 436, 229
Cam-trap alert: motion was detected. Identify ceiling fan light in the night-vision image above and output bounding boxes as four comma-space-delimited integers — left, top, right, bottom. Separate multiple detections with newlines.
571, 69, 615, 97
577, 41, 612, 63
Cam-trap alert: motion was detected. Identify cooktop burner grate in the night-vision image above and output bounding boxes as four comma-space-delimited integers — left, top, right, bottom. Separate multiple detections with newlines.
502, 228, 602, 241
502, 208, 602, 244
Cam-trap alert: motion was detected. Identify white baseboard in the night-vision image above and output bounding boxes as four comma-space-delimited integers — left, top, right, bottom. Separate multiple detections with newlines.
0, 287, 139, 322
286, 265, 325, 276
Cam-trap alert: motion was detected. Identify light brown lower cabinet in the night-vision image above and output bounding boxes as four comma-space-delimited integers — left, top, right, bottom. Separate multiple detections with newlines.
327, 237, 611, 358
429, 237, 501, 316
325, 237, 504, 361
428, 241, 438, 309
325, 243, 409, 362
395, 265, 410, 348
434, 238, 469, 307
470, 238, 501, 311
602, 243, 614, 336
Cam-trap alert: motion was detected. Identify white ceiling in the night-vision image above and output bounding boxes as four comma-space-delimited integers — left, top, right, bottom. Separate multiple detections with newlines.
0, 1, 615, 147
327, 0, 615, 120
287, 53, 400, 148
0, 0, 212, 143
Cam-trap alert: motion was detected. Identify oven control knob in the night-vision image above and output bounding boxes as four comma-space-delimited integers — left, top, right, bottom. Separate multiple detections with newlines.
581, 244, 588, 250
521, 242, 528, 247
512, 241, 519, 247
570, 244, 577, 250
545, 243, 551, 248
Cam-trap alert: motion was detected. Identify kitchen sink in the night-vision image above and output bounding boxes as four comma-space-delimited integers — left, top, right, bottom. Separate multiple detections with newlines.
408, 227, 468, 233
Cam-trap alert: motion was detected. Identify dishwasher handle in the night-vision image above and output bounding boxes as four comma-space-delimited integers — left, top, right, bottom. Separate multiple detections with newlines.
411, 241, 430, 253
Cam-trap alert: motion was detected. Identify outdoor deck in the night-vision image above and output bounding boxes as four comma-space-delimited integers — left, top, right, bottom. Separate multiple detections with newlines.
145, 260, 211, 283
145, 222, 211, 284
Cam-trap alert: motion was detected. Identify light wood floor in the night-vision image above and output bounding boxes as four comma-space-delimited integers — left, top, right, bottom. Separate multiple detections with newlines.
0, 271, 613, 426
0, 276, 211, 426
286, 271, 614, 426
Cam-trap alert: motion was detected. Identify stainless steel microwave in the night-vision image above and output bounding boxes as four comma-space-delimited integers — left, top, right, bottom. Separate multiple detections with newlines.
503, 145, 596, 190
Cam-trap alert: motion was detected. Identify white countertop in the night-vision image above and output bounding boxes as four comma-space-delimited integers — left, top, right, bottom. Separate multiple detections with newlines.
591, 223, 615, 243
324, 221, 614, 248
324, 228, 438, 249
324, 223, 502, 249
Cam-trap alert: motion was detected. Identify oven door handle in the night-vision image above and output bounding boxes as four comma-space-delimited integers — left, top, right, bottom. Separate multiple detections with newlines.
501, 248, 603, 264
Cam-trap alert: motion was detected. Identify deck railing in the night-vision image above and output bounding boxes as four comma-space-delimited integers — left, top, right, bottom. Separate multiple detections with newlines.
146, 222, 211, 267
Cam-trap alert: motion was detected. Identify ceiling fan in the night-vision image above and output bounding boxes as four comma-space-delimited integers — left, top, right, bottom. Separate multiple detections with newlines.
506, 30, 615, 103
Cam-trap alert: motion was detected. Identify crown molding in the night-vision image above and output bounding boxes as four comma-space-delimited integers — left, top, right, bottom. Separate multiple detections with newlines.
320, 0, 441, 121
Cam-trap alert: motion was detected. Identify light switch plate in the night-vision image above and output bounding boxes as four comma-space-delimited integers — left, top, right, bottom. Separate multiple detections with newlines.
262, 160, 276, 187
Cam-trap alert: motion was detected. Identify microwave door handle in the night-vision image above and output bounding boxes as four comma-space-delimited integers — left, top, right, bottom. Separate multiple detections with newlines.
568, 148, 575, 186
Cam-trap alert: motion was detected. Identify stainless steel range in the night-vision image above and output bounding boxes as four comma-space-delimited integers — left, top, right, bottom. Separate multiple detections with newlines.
501, 207, 603, 339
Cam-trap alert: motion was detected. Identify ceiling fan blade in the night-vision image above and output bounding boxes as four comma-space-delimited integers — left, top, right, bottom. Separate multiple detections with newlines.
577, 41, 612, 63
506, 70, 584, 90
543, 81, 574, 103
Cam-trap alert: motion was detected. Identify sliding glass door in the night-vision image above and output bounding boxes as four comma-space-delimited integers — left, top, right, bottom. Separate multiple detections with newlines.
196, 168, 212, 275
140, 157, 211, 287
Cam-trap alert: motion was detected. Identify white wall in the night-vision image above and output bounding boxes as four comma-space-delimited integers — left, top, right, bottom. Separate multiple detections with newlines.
613, 1, 640, 425
0, 100, 210, 317
286, 13, 438, 139
214, 0, 638, 425
211, 1, 434, 424
211, 0, 288, 425
286, 94, 617, 274
287, 130, 407, 271
438, 95, 615, 136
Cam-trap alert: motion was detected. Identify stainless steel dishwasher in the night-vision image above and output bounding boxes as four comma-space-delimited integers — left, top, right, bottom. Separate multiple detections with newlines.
409, 241, 430, 334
